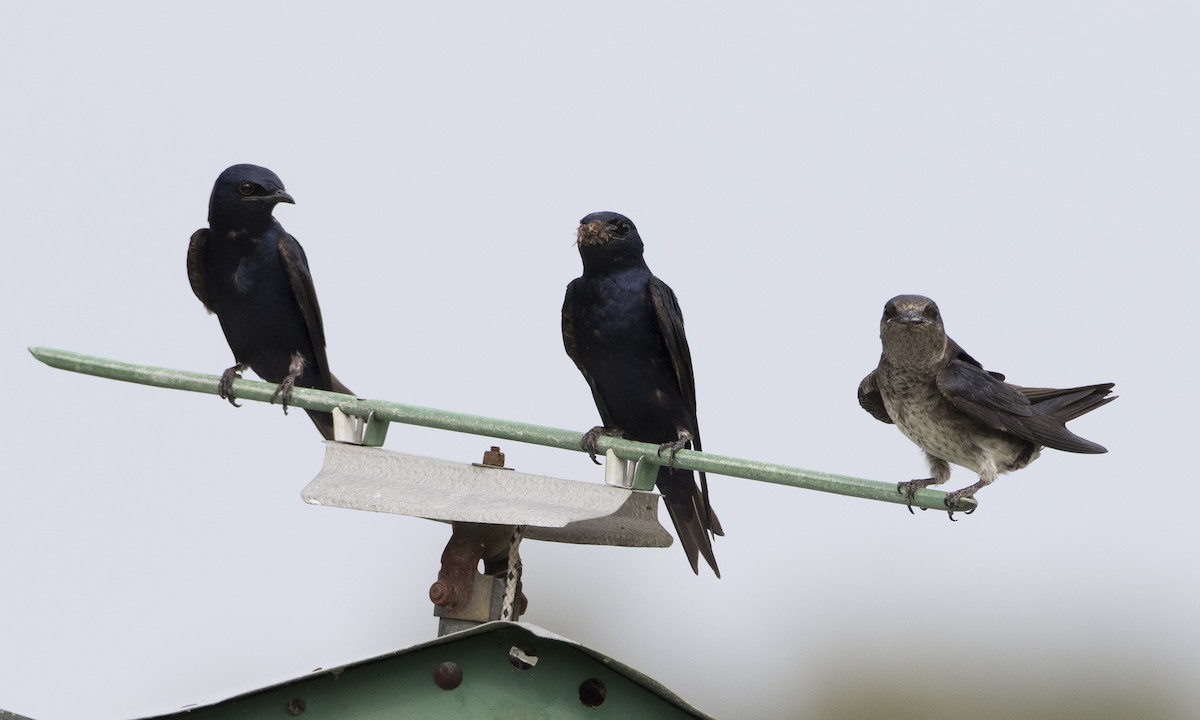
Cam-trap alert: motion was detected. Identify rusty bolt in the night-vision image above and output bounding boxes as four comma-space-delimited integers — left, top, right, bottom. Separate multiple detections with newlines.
434, 661, 463, 690
429, 580, 457, 608
285, 697, 306, 715
481, 446, 506, 467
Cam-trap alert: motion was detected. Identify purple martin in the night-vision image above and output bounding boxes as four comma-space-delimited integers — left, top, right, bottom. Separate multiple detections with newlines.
858, 294, 1115, 514
187, 164, 352, 440
562, 212, 723, 576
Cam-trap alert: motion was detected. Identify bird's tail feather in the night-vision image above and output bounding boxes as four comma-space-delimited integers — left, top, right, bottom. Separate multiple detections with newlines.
657, 467, 721, 577
306, 373, 354, 441
306, 410, 337, 441
329, 373, 353, 396
1017, 382, 1115, 454
1028, 383, 1116, 423
1017, 383, 1114, 417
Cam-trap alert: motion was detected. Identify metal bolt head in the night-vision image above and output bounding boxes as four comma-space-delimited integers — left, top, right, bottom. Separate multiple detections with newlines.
434, 661, 463, 690
429, 580, 457, 607
481, 446, 505, 467
285, 697, 306, 715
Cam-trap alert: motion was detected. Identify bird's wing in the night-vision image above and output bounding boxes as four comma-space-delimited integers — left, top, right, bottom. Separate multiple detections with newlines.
938, 337, 1109, 453
857, 368, 894, 424
953, 343, 1006, 381
562, 280, 615, 428
937, 356, 1035, 430
1011, 383, 1114, 448
277, 234, 333, 388
649, 278, 721, 543
1011, 383, 1113, 414
186, 228, 214, 313
648, 277, 700, 447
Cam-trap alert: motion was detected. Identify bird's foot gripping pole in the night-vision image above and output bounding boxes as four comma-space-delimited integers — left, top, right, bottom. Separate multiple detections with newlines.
429, 522, 527, 637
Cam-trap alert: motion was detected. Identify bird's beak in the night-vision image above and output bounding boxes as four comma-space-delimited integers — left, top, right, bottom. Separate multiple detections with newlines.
576, 220, 607, 247
243, 189, 295, 204
894, 309, 928, 325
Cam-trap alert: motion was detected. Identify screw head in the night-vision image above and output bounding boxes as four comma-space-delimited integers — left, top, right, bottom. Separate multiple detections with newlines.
429, 581, 457, 607
481, 446, 506, 467
434, 661, 463, 690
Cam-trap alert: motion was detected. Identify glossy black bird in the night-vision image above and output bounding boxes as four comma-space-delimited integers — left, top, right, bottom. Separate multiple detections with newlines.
858, 294, 1115, 514
187, 164, 351, 439
562, 211, 723, 576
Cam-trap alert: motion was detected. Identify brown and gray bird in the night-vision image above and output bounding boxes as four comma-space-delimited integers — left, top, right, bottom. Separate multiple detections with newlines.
187, 164, 351, 439
858, 294, 1114, 513
562, 211, 723, 575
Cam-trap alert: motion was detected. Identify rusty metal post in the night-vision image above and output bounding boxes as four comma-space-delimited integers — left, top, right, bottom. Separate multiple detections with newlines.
428, 448, 527, 636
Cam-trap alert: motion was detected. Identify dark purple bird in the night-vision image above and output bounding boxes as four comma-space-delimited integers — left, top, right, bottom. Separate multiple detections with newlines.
562, 211, 722, 575
187, 164, 351, 439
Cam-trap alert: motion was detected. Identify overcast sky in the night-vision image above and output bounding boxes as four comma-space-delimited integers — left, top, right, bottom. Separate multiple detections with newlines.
3, 3, 1197, 719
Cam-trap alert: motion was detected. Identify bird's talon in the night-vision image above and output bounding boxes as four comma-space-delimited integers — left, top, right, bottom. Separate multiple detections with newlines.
896, 481, 917, 513
219, 367, 244, 408
943, 491, 977, 520
656, 439, 687, 469
579, 432, 599, 456
581, 426, 618, 463
270, 379, 296, 414
897, 478, 938, 514
943, 495, 977, 517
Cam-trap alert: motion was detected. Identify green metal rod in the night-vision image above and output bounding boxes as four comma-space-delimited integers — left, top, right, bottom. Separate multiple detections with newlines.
28, 346, 976, 513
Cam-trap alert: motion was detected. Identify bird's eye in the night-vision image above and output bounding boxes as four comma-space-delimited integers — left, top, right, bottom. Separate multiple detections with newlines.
613, 221, 628, 235
238, 183, 256, 197
883, 303, 898, 319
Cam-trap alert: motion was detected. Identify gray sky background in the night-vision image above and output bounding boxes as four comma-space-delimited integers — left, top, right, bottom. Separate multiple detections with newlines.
3, 3, 1197, 719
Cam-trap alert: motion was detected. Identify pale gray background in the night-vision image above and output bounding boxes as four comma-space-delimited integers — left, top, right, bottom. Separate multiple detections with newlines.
2, 3, 1197, 719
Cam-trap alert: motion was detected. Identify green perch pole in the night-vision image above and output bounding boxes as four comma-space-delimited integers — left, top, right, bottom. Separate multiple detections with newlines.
28, 346, 975, 513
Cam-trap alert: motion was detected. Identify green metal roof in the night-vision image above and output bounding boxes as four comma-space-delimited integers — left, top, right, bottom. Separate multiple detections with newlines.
145, 622, 713, 720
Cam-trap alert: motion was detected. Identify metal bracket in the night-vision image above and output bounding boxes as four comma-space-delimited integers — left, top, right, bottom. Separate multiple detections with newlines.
602, 449, 635, 488
603, 449, 660, 492
331, 408, 389, 447
303, 444, 673, 548
429, 522, 526, 636
331, 407, 364, 444
361, 411, 390, 447
632, 456, 660, 491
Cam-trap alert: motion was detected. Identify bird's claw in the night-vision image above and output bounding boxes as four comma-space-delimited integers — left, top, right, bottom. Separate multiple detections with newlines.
270, 376, 296, 414
580, 426, 621, 464
896, 478, 937, 514
942, 489, 978, 521
218, 366, 243, 408
656, 437, 689, 469
896, 481, 918, 514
